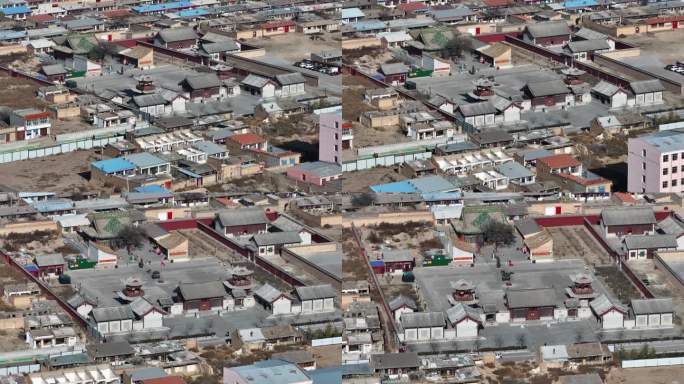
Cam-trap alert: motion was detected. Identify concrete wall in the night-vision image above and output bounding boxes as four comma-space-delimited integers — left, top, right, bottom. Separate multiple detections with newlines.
342, 210, 435, 228
231, 48, 266, 58
599, 48, 641, 60
342, 37, 382, 50
290, 206, 343, 227
0, 45, 26, 56
0, 221, 57, 235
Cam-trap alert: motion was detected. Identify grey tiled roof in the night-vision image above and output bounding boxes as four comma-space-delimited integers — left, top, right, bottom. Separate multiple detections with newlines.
91, 306, 135, 322
630, 79, 665, 94
254, 283, 286, 303
179, 281, 226, 301
631, 298, 673, 315
158, 27, 198, 43
525, 21, 570, 38
506, 288, 557, 309
590, 294, 627, 315
601, 207, 655, 226
400, 311, 445, 328
525, 80, 569, 97
217, 208, 268, 227
295, 284, 336, 301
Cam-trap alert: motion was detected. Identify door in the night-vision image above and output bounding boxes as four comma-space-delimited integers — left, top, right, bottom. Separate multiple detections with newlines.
284, 25, 289, 33
475, 27, 480, 35
527, 308, 541, 320
674, 21, 679, 29
166, 211, 173, 220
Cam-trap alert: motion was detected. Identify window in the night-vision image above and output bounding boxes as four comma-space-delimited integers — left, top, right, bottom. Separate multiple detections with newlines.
664, 154, 669, 162
674, 167, 678, 174
663, 181, 669, 188
674, 179, 679, 187
675, 154, 679, 161
663, 168, 669, 175
643, 162, 646, 170
643, 149, 647, 156
643, 175, 646, 183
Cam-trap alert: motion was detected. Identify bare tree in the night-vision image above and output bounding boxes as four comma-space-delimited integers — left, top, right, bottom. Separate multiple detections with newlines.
111, 225, 146, 254
516, 333, 527, 348
482, 221, 515, 251
494, 335, 504, 348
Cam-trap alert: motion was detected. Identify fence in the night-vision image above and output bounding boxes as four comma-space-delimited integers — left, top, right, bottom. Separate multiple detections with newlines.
0, 135, 124, 164
622, 357, 684, 368
311, 336, 343, 347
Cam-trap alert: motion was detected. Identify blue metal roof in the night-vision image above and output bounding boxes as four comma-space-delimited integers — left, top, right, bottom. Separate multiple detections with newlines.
421, 192, 463, 202
31, 200, 73, 213
341, 7, 365, 19
0, 30, 26, 40
177, 8, 208, 17
133, 1, 192, 13
134, 185, 170, 193
409, 175, 458, 194
0, 5, 30, 15
230, 360, 311, 383
308, 367, 342, 384
642, 130, 684, 153
124, 152, 168, 168
370, 180, 418, 193
561, 0, 598, 8
91, 158, 136, 174
350, 20, 386, 32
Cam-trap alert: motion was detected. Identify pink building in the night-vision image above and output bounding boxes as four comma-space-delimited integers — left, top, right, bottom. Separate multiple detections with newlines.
318, 112, 352, 165
628, 130, 684, 193
287, 161, 342, 186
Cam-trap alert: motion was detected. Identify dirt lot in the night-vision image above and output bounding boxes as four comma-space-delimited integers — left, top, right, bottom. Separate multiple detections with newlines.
360, 221, 439, 266
342, 73, 383, 88
308, 344, 341, 368
342, 86, 376, 122
0, 149, 103, 192
51, 117, 97, 136
341, 228, 368, 281
379, 282, 420, 308
0, 75, 45, 110
547, 226, 612, 266
595, 265, 643, 303
0, 230, 70, 257
623, 29, 684, 64
246, 32, 340, 63
342, 166, 408, 193
179, 229, 240, 263
346, 48, 394, 74
605, 366, 684, 384
342, 84, 410, 148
